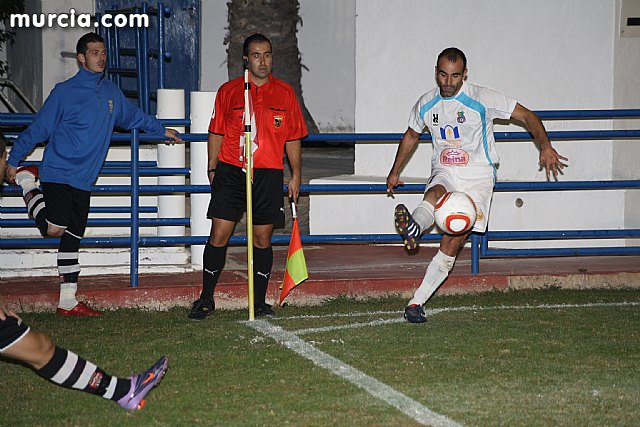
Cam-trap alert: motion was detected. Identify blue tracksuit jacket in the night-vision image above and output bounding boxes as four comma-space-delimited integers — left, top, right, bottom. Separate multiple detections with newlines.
8, 67, 166, 191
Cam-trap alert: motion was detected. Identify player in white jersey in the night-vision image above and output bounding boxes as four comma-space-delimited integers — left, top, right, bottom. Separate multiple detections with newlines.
386, 47, 568, 323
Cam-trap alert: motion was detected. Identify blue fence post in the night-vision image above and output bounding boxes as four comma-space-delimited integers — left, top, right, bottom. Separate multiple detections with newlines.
130, 129, 140, 287
157, 2, 166, 89
134, 23, 144, 111
112, 23, 122, 87
141, 2, 151, 114
471, 233, 480, 275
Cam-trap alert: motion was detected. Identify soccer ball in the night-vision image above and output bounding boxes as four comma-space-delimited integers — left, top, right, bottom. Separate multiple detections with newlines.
434, 191, 477, 235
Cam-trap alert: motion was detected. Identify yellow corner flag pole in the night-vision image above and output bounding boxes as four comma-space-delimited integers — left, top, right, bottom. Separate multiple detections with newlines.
244, 69, 255, 321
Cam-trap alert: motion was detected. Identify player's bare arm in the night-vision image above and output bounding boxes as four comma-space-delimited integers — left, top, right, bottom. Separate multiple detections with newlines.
511, 103, 568, 179
207, 133, 224, 182
285, 139, 302, 203
387, 127, 421, 194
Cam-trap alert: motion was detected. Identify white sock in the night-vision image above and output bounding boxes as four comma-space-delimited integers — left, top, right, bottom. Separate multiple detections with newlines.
59, 282, 79, 309
15, 170, 38, 195
408, 250, 456, 306
412, 201, 435, 233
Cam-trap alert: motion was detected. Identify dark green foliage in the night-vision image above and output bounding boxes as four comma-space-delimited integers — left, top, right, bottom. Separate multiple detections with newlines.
0, 0, 25, 76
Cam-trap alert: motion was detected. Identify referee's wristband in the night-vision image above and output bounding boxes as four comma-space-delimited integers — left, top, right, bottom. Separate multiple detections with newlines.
208, 168, 216, 173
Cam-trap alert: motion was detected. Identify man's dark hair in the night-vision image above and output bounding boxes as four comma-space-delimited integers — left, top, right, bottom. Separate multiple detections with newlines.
242, 33, 272, 57
76, 32, 104, 55
0, 132, 7, 155
437, 47, 467, 70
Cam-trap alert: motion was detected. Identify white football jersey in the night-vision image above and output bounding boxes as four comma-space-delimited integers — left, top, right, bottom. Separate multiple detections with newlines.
408, 81, 517, 174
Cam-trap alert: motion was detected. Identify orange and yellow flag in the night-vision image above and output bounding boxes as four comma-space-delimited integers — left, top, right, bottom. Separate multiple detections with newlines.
279, 216, 308, 304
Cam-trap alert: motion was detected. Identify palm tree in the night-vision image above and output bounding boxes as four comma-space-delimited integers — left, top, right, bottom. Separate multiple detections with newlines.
225, 0, 318, 133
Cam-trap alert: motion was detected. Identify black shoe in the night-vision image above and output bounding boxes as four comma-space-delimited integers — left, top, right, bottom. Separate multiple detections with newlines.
187, 298, 214, 321
394, 204, 421, 251
254, 303, 275, 317
404, 304, 427, 323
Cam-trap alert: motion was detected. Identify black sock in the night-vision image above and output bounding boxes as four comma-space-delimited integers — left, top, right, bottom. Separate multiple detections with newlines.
201, 243, 227, 300
38, 346, 130, 401
253, 246, 273, 306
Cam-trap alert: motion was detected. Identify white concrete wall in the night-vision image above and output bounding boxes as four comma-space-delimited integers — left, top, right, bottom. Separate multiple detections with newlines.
198, 1, 227, 93
613, 0, 640, 243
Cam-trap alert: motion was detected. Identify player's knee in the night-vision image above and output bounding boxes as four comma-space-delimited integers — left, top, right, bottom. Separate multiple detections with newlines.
209, 236, 229, 247
47, 225, 64, 237
253, 236, 271, 249
413, 201, 435, 231
28, 331, 56, 369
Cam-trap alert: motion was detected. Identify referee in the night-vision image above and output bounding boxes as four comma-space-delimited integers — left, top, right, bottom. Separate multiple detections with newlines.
188, 34, 308, 320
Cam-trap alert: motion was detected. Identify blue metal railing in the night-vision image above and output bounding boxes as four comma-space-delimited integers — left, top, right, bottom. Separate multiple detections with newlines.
1, 109, 639, 286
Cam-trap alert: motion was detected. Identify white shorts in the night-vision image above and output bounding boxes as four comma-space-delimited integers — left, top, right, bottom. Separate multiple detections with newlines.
427, 165, 495, 232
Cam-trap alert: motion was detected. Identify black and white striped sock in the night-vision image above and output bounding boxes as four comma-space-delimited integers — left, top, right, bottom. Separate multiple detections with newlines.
38, 346, 129, 401
23, 188, 48, 236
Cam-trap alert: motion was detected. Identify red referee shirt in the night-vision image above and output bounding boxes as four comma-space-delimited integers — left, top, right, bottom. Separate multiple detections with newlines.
209, 74, 308, 169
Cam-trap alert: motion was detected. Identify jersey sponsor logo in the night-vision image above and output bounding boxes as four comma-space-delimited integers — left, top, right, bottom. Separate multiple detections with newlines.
432, 113, 438, 125
440, 148, 469, 166
439, 124, 460, 140
274, 115, 283, 128
457, 111, 466, 123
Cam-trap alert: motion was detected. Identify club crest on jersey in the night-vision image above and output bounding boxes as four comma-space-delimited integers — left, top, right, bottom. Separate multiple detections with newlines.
440, 148, 469, 166
274, 115, 283, 128
108, 100, 113, 114
457, 111, 466, 123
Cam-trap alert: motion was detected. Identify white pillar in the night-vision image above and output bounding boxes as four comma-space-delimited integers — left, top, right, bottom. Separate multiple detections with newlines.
189, 91, 217, 268
156, 89, 186, 237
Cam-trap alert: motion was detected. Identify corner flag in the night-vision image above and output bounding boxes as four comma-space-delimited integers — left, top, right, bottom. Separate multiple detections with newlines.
279, 205, 308, 304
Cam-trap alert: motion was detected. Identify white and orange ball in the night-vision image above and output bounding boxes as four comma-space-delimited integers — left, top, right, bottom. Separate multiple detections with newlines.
434, 191, 477, 235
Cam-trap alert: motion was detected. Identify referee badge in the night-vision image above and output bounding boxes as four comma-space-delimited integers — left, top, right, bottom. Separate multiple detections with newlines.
274, 116, 283, 128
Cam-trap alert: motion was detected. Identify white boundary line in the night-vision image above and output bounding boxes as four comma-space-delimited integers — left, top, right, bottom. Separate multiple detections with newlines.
284, 301, 640, 335
243, 301, 638, 426
245, 319, 463, 427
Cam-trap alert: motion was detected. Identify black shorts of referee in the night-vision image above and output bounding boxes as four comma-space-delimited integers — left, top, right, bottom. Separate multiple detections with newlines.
207, 161, 285, 228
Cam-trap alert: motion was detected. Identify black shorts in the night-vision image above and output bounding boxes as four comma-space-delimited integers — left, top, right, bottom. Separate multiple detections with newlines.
207, 161, 285, 228
42, 182, 91, 237
0, 315, 30, 353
